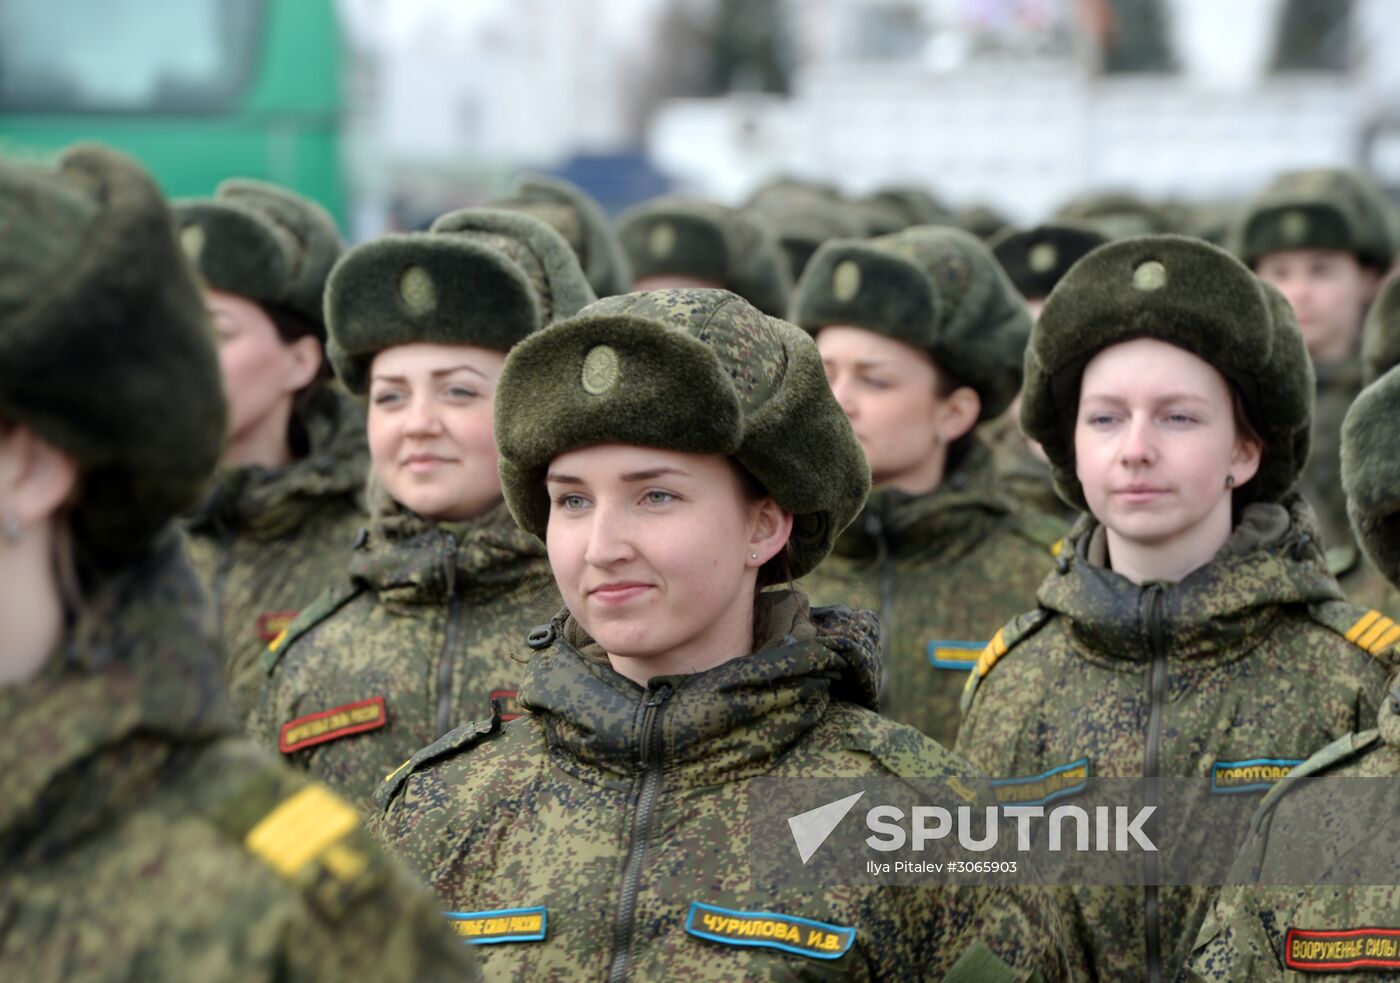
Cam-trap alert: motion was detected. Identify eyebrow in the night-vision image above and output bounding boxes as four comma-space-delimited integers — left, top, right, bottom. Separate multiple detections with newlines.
545, 466, 691, 485
1080, 392, 1213, 405
371, 364, 488, 385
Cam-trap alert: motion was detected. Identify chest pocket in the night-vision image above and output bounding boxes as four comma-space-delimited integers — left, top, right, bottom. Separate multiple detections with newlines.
927, 640, 983, 672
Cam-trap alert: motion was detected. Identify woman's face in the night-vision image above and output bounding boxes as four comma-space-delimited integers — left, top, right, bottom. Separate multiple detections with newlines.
545, 444, 791, 682
816, 325, 979, 495
1075, 338, 1260, 553
206, 289, 320, 465
367, 343, 507, 521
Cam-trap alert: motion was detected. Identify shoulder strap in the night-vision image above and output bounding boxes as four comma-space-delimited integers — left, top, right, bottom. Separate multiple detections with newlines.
260, 580, 364, 675
960, 607, 1052, 715
1307, 600, 1400, 658
374, 710, 504, 810
1254, 728, 1383, 830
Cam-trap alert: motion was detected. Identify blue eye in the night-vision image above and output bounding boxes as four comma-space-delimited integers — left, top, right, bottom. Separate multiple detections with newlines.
644, 490, 676, 506
555, 493, 588, 511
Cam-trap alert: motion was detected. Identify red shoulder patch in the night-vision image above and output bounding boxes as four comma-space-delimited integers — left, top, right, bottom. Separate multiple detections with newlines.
1285, 927, 1400, 972
490, 689, 523, 722
257, 610, 300, 643
280, 697, 388, 754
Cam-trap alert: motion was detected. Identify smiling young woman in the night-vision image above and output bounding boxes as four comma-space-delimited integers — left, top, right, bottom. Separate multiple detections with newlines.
956, 235, 1393, 982
370, 288, 1073, 982
247, 210, 596, 811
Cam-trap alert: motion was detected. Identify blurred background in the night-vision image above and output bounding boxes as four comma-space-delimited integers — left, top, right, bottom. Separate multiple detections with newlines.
4, 0, 1399, 241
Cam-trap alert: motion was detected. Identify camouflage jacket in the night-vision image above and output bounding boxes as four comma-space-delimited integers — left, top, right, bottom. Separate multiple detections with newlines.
0, 533, 479, 982
184, 385, 369, 719
1189, 669, 1400, 981
982, 407, 1079, 524
956, 497, 1392, 982
1304, 357, 1363, 566
371, 591, 1072, 981
247, 495, 555, 813
801, 437, 1064, 746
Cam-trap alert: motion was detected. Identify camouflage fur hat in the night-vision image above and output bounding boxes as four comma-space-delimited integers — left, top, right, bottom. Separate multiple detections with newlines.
1362, 272, 1400, 385
990, 222, 1108, 301
0, 145, 226, 570
1057, 191, 1174, 240
1023, 234, 1314, 511
616, 198, 792, 315
1229, 168, 1394, 271
1342, 365, 1400, 587
494, 288, 871, 578
950, 204, 1010, 242
173, 178, 344, 326
487, 174, 632, 297
326, 209, 595, 392
791, 226, 1032, 421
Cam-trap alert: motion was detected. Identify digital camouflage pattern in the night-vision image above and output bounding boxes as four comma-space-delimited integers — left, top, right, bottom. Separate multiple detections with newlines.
372, 592, 1072, 981
800, 438, 1064, 746
1188, 673, 1400, 981
184, 385, 369, 719
248, 488, 555, 813
0, 534, 479, 982
956, 497, 1392, 982
1306, 357, 1365, 569
981, 407, 1079, 523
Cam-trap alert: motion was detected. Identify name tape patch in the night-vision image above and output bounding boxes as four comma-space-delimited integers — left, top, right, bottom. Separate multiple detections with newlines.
1285, 927, 1400, 972
256, 610, 300, 643
927, 639, 982, 672
490, 689, 523, 722
1210, 757, 1303, 794
990, 757, 1091, 807
684, 902, 855, 961
445, 906, 547, 945
280, 696, 388, 754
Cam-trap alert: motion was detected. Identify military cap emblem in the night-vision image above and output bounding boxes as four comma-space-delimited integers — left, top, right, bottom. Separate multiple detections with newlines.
832, 260, 862, 301
1280, 210, 1309, 245
180, 223, 206, 263
1028, 242, 1057, 274
1131, 260, 1167, 292
648, 221, 676, 259
581, 344, 620, 396
399, 265, 436, 316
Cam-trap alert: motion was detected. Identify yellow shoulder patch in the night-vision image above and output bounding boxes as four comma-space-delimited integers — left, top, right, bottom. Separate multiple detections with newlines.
1344, 610, 1400, 656
1050, 538, 1065, 558
245, 785, 361, 879
972, 628, 1010, 680
267, 627, 289, 654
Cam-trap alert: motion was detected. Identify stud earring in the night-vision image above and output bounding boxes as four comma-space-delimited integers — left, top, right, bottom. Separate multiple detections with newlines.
1225, 475, 1236, 489
750, 553, 759, 560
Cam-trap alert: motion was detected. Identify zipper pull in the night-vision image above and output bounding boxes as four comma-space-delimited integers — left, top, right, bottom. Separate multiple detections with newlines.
646, 683, 673, 708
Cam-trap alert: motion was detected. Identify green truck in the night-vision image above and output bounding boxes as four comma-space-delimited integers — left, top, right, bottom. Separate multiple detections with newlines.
0, 0, 345, 223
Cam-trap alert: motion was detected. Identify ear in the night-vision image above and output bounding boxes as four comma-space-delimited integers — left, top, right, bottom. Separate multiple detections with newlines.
0, 425, 79, 529
937, 386, 982, 443
282, 335, 324, 393
1229, 433, 1263, 490
746, 497, 795, 568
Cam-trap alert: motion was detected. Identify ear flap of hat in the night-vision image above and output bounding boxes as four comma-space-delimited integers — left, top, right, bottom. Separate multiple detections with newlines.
429, 207, 596, 323
1363, 272, 1400, 386
1343, 365, 1400, 588
514, 174, 634, 297
325, 234, 542, 393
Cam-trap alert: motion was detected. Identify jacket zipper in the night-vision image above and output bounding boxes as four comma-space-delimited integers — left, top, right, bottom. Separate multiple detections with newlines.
865, 512, 895, 702
1142, 584, 1167, 983
606, 683, 673, 983
434, 533, 463, 738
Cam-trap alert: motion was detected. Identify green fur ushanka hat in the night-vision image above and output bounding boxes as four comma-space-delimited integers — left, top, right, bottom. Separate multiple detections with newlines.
990, 222, 1108, 300
1056, 191, 1175, 240
173, 178, 344, 326
1022, 234, 1314, 511
791, 225, 1032, 421
0, 145, 226, 571
487, 174, 633, 298
1342, 365, 1400, 587
494, 288, 871, 579
1229, 168, 1395, 271
615, 198, 793, 316
750, 190, 867, 279
1361, 271, 1400, 385
325, 210, 596, 393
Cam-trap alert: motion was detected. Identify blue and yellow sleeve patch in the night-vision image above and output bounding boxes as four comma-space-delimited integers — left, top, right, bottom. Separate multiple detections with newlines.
927, 639, 982, 671
685, 902, 855, 960
1210, 757, 1303, 794
444, 906, 547, 945
989, 757, 1091, 807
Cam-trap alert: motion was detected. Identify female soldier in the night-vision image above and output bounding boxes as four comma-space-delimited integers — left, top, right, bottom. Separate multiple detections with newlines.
1189, 363, 1400, 979
174, 181, 368, 718
0, 145, 476, 981
956, 235, 1393, 981
790, 226, 1064, 747
372, 288, 1072, 981
249, 210, 594, 810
